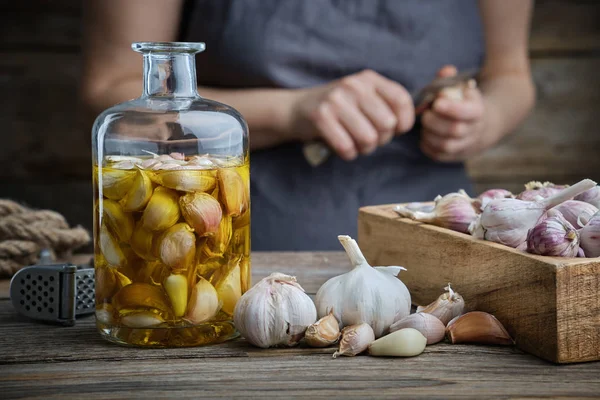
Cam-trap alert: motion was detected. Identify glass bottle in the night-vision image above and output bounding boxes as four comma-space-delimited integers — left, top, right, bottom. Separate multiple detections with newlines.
91, 42, 250, 347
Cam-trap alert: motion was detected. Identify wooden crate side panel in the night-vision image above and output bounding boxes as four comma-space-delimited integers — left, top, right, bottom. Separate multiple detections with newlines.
358, 205, 560, 362
556, 262, 600, 363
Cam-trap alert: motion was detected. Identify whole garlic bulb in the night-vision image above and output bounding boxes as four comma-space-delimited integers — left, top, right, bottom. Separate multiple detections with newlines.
315, 235, 411, 338
233, 272, 317, 348
526, 210, 580, 257
575, 186, 600, 208
580, 211, 600, 257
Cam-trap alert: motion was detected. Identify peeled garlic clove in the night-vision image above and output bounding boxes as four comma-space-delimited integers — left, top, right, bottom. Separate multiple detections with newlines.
99, 223, 126, 268
215, 259, 242, 315
368, 328, 427, 357
305, 310, 341, 348
119, 169, 153, 212
130, 221, 158, 261
551, 200, 598, 228
446, 311, 514, 345
142, 187, 181, 231
113, 282, 172, 315
150, 170, 216, 192
218, 169, 249, 217
417, 283, 464, 325
185, 277, 220, 324
389, 313, 445, 345
394, 191, 479, 234
102, 168, 136, 200
102, 199, 134, 243
121, 311, 165, 328
95, 304, 114, 324
157, 223, 196, 272
333, 323, 375, 358
180, 192, 223, 236
233, 272, 317, 348
526, 210, 580, 257
162, 274, 188, 317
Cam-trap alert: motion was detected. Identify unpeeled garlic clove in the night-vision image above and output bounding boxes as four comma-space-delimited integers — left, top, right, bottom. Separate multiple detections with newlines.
185, 277, 220, 324
214, 258, 242, 315
157, 223, 196, 272
368, 328, 427, 357
142, 187, 181, 231
135, 261, 170, 286
95, 265, 119, 301
163, 274, 188, 317
333, 323, 375, 358
121, 311, 165, 328
446, 311, 514, 345
102, 168, 136, 200
119, 169, 153, 212
150, 170, 216, 192
417, 283, 464, 325
180, 192, 223, 236
205, 216, 232, 257
102, 199, 134, 243
389, 312, 445, 345
130, 221, 158, 261
218, 168, 249, 217
99, 223, 126, 267
113, 282, 172, 315
305, 310, 341, 348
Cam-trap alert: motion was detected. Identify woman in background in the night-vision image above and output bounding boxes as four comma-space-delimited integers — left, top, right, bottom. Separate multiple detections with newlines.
81, 0, 535, 250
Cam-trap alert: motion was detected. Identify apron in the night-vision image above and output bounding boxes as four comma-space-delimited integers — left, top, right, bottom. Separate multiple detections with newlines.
182, 0, 485, 250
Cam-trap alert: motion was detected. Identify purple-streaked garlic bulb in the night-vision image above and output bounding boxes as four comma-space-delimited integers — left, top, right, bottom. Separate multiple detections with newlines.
580, 211, 600, 258
526, 210, 580, 257
472, 179, 596, 248
575, 186, 600, 209
476, 189, 514, 210
394, 191, 479, 234
551, 200, 597, 228
516, 181, 569, 201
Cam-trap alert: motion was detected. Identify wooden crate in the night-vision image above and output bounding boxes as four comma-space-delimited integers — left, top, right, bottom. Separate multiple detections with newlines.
358, 204, 600, 364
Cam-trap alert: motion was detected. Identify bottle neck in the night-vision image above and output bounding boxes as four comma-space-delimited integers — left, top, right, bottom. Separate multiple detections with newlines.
143, 53, 198, 98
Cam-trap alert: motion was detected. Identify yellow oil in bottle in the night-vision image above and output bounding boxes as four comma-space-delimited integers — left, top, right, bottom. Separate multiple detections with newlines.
93, 154, 250, 347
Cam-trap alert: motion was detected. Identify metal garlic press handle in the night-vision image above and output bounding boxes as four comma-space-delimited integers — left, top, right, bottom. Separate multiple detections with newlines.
10, 263, 96, 326
302, 69, 479, 167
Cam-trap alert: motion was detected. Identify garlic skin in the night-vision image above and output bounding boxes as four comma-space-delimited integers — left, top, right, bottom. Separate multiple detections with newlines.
526, 210, 580, 257
516, 181, 568, 201
389, 313, 445, 345
476, 179, 596, 248
233, 273, 317, 348
575, 186, 600, 208
416, 283, 464, 325
315, 235, 411, 338
394, 191, 479, 234
368, 328, 427, 357
551, 200, 597, 228
580, 211, 600, 257
333, 323, 375, 358
446, 311, 513, 345
305, 310, 341, 348
477, 189, 514, 210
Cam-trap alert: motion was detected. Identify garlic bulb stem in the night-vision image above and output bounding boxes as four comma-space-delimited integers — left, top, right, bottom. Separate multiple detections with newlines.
338, 235, 366, 266
540, 179, 597, 210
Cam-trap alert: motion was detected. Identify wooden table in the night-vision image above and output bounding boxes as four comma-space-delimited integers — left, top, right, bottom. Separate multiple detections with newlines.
1, 252, 599, 399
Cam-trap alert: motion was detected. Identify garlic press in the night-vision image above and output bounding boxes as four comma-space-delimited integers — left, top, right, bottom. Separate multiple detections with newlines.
9, 258, 95, 326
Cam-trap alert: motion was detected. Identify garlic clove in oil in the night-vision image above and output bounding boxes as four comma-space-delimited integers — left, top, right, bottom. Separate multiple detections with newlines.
446, 311, 514, 345
99, 223, 127, 268
151, 169, 216, 192
102, 168, 136, 200
394, 191, 479, 234
205, 216, 233, 257
417, 283, 464, 325
113, 283, 172, 316
526, 210, 580, 257
389, 313, 445, 345
130, 221, 158, 261
179, 192, 223, 236
163, 274, 188, 317
157, 223, 196, 272
333, 323, 375, 358
102, 199, 134, 243
142, 187, 181, 231
121, 311, 166, 328
305, 310, 341, 348
185, 277, 220, 324
368, 328, 427, 357
214, 259, 242, 315
218, 168, 249, 217
119, 169, 153, 212
233, 272, 317, 348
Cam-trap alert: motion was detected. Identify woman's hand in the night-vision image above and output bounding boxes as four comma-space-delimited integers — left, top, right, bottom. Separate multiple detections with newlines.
288, 69, 415, 161
420, 66, 488, 162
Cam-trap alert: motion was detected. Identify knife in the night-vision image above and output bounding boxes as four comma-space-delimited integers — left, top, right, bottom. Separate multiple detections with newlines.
302, 69, 479, 167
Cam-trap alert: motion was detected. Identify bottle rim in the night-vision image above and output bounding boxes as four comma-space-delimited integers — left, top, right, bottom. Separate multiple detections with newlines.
132, 42, 206, 54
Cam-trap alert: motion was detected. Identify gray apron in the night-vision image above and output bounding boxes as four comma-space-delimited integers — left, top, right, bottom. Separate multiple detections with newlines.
182, 0, 485, 250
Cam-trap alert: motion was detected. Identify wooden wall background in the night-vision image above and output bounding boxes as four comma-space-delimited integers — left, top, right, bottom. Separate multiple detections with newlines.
0, 0, 599, 233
